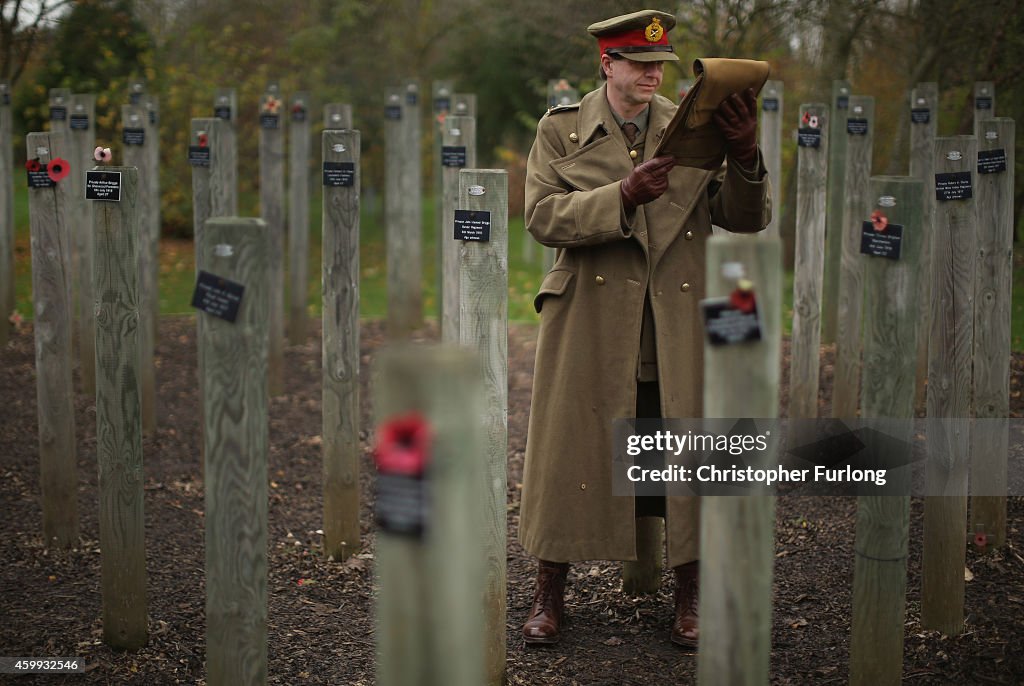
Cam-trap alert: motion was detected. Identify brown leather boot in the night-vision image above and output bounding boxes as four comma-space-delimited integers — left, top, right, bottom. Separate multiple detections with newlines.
671, 561, 699, 648
522, 559, 569, 644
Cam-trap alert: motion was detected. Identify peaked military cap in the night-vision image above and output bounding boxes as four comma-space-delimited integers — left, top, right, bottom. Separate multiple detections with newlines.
587, 10, 679, 62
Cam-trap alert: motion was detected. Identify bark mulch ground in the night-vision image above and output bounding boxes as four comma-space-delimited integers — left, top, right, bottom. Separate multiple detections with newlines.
1, 316, 1022, 684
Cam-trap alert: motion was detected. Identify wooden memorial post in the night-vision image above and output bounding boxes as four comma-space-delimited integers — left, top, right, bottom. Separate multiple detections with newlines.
440, 115, 476, 343
142, 94, 160, 335
1, 81, 14, 346
788, 103, 829, 421
90, 165, 148, 650
546, 78, 578, 108
384, 85, 422, 337
458, 168, 509, 685
321, 129, 361, 562
970, 118, 1014, 551
759, 81, 783, 244
323, 103, 353, 130
26, 131, 79, 549
288, 91, 312, 344
48, 88, 72, 302
69, 93, 97, 394
212, 89, 239, 216
375, 346, 485, 686
122, 103, 157, 433
832, 96, 874, 420
849, 176, 923, 685
698, 235, 781, 686
259, 82, 286, 395
452, 93, 476, 118
909, 83, 938, 410
200, 217, 271, 685
822, 80, 851, 345
921, 135, 977, 636
433, 81, 454, 286
403, 80, 422, 327
973, 82, 995, 140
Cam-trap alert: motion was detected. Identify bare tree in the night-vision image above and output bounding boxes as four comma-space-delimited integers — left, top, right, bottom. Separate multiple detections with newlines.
0, 0, 70, 86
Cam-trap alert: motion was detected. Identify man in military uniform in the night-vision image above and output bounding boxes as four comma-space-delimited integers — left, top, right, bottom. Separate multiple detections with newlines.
519, 10, 770, 648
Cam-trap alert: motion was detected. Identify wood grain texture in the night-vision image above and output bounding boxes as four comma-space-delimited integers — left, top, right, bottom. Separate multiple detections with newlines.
970, 118, 1014, 550
1, 87, 14, 346
200, 217, 270, 685
921, 136, 977, 636
321, 130, 361, 562
374, 346, 485, 686
833, 96, 875, 420
788, 103, 829, 420
458, 169, 508, 685
910, 83, 938, 410
27, 131, 79, 549
759, 80, 783, 242
699, 236, 780, 686
849, 176, 922, 685
92, 166, 148, 650
821, 80, 851, 345
141, 95, 160, 340
212, 89, 239, 216
622, 518, 663, 595
69, 93, 97, 395
259, 86, 286, 395
121, 104, 156, 434
288, 92, 312, 344
441, 116, 476, 343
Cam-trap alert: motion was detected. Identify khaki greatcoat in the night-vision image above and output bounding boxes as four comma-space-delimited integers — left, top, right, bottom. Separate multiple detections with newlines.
519, 84, 771, 568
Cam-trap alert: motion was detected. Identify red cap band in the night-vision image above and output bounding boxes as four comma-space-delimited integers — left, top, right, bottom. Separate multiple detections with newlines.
598, 28, 671, 55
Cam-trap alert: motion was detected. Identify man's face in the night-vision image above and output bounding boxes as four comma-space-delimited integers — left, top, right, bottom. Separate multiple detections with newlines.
604, 56, 665, 109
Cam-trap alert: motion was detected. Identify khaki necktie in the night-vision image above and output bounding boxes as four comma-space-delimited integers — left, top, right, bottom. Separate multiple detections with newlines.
622, 122, 640, 145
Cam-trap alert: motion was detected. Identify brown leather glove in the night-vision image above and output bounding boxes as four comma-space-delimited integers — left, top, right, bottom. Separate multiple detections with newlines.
713, 88, 759, 168
620, 156, 676, 210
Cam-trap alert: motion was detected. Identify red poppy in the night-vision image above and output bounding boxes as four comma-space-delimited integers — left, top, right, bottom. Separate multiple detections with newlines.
974, 531, 987, 549
25, 159, 40, 172
47, 157, 70, 183
730, 287, 757, 314
374, 413, 432, 477
291, 103, 304, 114
197, 133, 208, 148
264, 96, 280, 114
870, 209, 888, 232
801, 110, 811, 125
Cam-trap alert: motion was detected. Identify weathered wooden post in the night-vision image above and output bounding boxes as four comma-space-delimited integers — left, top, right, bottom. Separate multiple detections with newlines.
89, 164, 148, 650
142, 94, 160, 334
212, 89, 239, 216
458, 168, 508, 685
546, 79, 578, 108
322, 128, 361, 562
122, 103, 156, 433
288, 92, 312, 344
759, 81, 783, 244
199, 217, 270, 685
832, 96, 874, 420
259, 82, 285, 395
452, 93, 476, 118
970, 118, 1014, 551
0, 80, 13, 346
323, 103, 353, 130
375, 345, 484, 686
48, 88, 71, 137
48, 88, 72, 302
849, 176, 922, 685
788, 103, 828, 421
698, 235, 781, 685
921, 135, 977, 636
69, 93, 96, 394
433, 81, 454, 287
822, 80, 851, 345
910, 83, 938, 410
440, 116, 476, 343
26, 131, 79, 549
973, 82, 995, 140
384, 85, 422, 337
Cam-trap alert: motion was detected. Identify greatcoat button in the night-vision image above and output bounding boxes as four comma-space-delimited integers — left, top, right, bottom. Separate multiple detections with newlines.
595, 275, 605, 285
685, 231, 694, 240
580, 483, 587, 490
629, 149, 638, 159
681, 282, 691, 292
569, 132, 579, 143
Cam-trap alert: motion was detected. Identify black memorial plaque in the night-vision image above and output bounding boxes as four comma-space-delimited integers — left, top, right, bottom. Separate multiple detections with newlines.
847, 118, 869, 135
442, 146, 467, 167
385, 105, 402, 120
49, 106, 67, 121
860, 221, 904, 260
935, 171, 973, 201
214, 105, 231, 120
375, 473, 428, 538
406, 92, 418, 106
453, 209, 491, 242
700, 297, 762, 346
190, 270, 244, 323
291, 108, 306, 122
762, 98, 779, 112
911, 108, 930, 124
434, 97, 450, 113
188, 146, 211, 167
323, 161, 356, 187
26, 170, 55, 188
975, 96, 993, 110
69, 114, 89, 130
85, 170, 122, 201
2, 92, 9, 105
149, 110, 157, 125
259, 113, 279, 129
797, 127, 822, 148
836, 96, 849, 110
978, 149, 1007, 175
129, 92, 142, 105
123, 128, 145, 146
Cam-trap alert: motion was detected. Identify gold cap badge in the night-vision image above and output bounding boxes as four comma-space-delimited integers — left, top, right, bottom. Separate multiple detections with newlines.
645, 17, 664, 43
